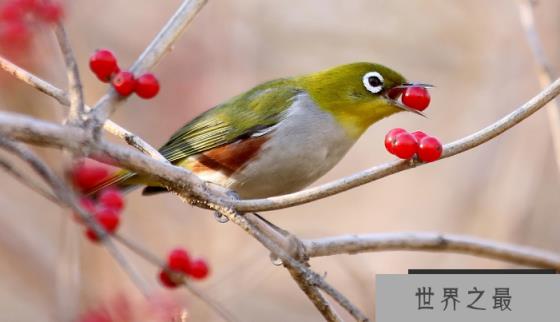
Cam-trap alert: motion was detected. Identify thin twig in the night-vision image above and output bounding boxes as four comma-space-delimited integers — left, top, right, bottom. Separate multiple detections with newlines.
303, 232, 560, 269
286, 266, 343, 322
517, 0, 560, 173
53, 24, 85, 126
91, 0, 208, 129
0, 55, 68, 105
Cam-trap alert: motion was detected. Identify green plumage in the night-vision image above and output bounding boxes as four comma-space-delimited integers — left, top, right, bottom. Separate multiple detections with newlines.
159, 78, 301, 162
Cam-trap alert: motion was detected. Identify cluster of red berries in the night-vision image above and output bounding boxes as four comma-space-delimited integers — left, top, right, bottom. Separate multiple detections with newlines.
159, 248, 210, 288
384, 128, 443, 162
0, 0, 63, 53
89, 48, 160, 99
388, 86, 431, 112
71, 162, 124, 242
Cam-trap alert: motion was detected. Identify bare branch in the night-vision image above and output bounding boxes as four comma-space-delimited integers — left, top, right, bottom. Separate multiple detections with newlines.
0, 55, 68, 105
53, 24, 85, 126
92, 0, 208, 128
286, 267, 343, 322
517, 0, 560, 173
303, 232, 560, 269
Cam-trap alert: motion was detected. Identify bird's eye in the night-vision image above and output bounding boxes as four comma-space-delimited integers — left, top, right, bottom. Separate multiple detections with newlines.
362, 72, 384, 94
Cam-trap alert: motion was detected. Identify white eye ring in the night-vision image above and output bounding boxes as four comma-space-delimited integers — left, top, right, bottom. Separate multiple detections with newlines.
362, 71, 384, 94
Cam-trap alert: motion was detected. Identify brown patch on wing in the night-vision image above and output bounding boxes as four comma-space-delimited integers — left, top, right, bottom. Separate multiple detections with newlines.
188, 136, 269, 176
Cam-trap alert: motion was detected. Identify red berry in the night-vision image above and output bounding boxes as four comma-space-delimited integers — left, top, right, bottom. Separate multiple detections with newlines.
89, 49, 119, 83
188, 258, 209, 280
16, 0, 38, 10
85, 208, 120, 242
0, 20, 31, 50
402, 86, 431, 111
387, 87, 404, 100
112, 71, 136, 96
98, 188, 124, 212
384, 128, 407, 155
392, 132, 418, 160
411, 131, 428, 142
71, 163, 109, 192
135, 73, 160, 99
418, 136, 443, 163
35, 1, 63, 23
167, 248, 191, 273
0, 2, 25, 21
159, 270, 180, 288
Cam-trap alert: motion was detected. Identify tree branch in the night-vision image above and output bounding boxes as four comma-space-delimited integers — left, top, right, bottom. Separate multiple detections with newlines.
53, 24, 85, 126
303, 232, 560, 269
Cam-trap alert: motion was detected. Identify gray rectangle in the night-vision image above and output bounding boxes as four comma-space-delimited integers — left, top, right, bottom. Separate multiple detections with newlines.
376, 274, 559, 322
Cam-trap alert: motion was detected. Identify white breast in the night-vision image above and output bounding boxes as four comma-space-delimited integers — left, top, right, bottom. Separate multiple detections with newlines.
228, 93, 356, 198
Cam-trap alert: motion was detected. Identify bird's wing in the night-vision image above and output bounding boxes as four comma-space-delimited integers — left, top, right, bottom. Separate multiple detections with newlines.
159, 78, 302, 163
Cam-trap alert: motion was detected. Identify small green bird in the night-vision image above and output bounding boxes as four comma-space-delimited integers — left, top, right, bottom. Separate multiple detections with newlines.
91, 62, 426, 198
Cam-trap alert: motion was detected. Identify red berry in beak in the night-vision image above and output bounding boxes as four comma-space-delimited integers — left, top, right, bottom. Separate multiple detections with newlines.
418, 136, 443, 162
387, 87, 404, 100
402, 86, 430, 111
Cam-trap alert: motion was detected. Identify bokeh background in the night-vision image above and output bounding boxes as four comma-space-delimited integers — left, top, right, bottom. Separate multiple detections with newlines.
1, 0, 559, 321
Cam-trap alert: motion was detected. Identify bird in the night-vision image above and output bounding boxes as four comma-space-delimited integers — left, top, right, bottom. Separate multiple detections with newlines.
89, 62, 426, 199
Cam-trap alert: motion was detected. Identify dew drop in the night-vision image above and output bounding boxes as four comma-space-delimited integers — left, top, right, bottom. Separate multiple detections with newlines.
213, 211, 229, 223
270, 253, 283, 266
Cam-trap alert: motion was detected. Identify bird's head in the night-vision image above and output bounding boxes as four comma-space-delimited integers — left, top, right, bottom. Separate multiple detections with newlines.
298, 62, 428, 138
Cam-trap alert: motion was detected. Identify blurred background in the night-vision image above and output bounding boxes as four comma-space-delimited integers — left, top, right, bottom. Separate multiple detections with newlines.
1, 0, 559, 321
